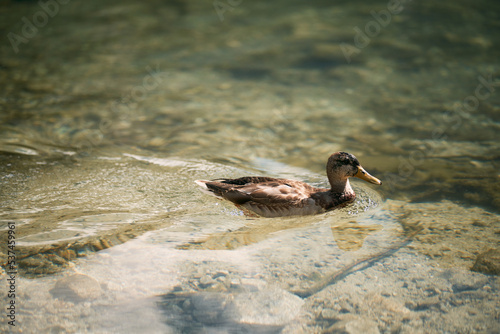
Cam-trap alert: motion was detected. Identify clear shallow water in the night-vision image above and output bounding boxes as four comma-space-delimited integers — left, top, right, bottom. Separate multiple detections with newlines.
1, 0, 499, 332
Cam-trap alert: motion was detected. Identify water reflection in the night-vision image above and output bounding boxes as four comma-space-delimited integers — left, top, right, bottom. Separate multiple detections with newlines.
178, 190, 382, 252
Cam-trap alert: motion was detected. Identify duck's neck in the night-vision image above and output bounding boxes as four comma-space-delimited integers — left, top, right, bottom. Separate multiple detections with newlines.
328, 177, 354, 196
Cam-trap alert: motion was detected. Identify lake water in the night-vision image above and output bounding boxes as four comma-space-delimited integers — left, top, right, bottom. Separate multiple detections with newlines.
1, 0, 499, 333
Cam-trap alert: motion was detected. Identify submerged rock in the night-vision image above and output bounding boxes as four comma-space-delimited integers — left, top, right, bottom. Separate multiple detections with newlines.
324, 315, 380, 334
158, 286, 303, 333
232, 286, 304, 326
190, 292, 236, 325
50, 274, 101, 302
471, 248, 500, 275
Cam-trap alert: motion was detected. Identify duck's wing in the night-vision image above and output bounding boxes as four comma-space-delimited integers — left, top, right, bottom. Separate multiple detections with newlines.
216, 179, 327, 216
213, 176, 280, 185
232, 180, 314, 203
195, 177, 281, 199
196, 177, 328, 217
240, 181, 329, 217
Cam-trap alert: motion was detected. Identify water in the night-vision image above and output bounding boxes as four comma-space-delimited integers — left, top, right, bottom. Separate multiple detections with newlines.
1, 0, 499, 332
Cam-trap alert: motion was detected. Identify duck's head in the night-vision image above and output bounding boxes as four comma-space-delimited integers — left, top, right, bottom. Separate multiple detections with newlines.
327, 152, 382, 186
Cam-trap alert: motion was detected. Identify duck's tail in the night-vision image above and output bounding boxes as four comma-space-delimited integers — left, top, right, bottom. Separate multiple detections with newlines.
194, 180, 224, 198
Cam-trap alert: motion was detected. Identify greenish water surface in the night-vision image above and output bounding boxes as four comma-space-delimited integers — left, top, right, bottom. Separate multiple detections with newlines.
0, 0, 499, 333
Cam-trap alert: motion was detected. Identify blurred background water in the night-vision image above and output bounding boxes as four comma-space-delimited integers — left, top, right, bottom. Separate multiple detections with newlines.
0, 0, 499, 333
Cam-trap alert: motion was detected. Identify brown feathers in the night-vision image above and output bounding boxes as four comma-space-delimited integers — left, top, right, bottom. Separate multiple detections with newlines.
195, 152, 381, 218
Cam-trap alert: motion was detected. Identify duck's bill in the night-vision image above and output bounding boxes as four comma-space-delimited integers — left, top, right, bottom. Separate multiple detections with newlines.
355, 166, 382, 185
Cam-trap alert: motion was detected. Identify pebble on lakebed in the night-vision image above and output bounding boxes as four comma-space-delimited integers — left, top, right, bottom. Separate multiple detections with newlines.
50, 273, 102, 302
472, 248, 500, 275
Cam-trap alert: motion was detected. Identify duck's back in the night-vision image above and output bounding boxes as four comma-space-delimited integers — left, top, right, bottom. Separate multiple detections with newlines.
196, 177, 328, 217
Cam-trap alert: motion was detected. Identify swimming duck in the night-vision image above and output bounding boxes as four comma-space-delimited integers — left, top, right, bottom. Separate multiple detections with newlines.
195, 152, 381, 218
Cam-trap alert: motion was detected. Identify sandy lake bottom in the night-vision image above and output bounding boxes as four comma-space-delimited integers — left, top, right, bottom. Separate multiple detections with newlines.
1, 0, 499, 332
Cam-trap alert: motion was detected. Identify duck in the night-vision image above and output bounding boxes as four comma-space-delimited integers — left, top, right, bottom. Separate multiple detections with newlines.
195, 152, 381, 218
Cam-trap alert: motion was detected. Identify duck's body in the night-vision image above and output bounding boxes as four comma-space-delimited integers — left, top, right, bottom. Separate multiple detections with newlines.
196, 176, 354, 217
195, 152, 381, 218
